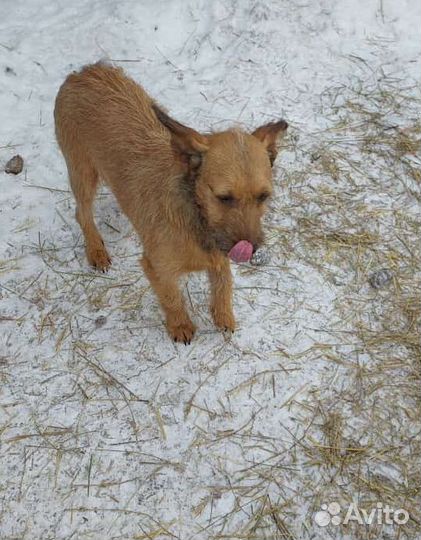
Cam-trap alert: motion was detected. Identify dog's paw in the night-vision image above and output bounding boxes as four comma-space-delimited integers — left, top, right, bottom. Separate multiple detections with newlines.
168, 320, 196, 345
212, 309, 236, 333
87, 247, 112, 272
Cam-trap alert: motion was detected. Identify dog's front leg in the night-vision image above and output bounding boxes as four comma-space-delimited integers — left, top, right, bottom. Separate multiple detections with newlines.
208, 258, 236, 333
141, 256, 196, 344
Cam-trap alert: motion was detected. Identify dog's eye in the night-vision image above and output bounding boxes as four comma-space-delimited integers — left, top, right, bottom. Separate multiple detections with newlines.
256, 192, 270, 203
217, 194, 235, 205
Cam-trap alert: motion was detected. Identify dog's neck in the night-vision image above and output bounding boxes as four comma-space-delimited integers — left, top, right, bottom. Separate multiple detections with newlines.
179, 164, 218, 253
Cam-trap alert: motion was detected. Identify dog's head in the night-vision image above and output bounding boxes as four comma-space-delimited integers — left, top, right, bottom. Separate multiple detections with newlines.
153, 105, 287, 254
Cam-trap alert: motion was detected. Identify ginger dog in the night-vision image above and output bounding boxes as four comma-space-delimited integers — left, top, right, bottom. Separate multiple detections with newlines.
54, 62, 287, 343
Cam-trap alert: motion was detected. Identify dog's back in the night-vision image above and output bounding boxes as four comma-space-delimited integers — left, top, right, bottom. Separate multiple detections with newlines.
54, 63, 177, 227
55, 62, 162, 151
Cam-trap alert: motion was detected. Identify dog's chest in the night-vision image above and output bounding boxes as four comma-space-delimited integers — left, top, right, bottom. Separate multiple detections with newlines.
179, 242, 225, 273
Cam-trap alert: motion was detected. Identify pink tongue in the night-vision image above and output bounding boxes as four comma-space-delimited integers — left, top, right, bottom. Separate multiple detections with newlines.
228, 240, 253, 263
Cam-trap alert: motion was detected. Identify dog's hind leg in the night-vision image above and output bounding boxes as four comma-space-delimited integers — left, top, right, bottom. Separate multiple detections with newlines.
67, 156, 111, 271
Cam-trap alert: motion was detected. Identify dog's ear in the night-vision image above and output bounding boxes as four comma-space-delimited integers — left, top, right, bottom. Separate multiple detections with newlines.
252, 120, 288, 166
153, 104, 209, 157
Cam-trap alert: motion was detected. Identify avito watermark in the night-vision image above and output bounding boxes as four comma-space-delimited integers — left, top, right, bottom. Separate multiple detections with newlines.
314, 501, 409, 527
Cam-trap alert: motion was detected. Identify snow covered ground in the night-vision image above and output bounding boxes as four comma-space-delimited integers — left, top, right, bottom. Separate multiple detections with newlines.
1, 1, 420, 539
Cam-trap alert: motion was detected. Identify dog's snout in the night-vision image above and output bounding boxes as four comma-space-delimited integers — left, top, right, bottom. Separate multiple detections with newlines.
243, 232, 263, 253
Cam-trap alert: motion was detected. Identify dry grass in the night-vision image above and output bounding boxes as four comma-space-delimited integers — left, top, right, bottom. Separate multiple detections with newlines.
263, 74, 420, 539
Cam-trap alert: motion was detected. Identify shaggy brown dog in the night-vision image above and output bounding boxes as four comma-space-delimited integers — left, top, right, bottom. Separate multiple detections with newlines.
54, 62, 287, 343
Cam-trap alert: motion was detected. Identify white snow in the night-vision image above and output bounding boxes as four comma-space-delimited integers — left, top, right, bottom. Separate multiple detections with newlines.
1, 1, 420, 539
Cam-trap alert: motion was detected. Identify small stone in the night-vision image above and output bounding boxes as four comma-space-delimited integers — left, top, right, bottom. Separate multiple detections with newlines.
251, 247, 271, 266
369, 268, 393, 289
5, 155, 24, 175
95, 315, 107, 328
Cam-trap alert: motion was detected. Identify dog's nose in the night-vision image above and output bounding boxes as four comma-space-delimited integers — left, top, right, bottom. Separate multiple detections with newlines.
250, 235, 263, 253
